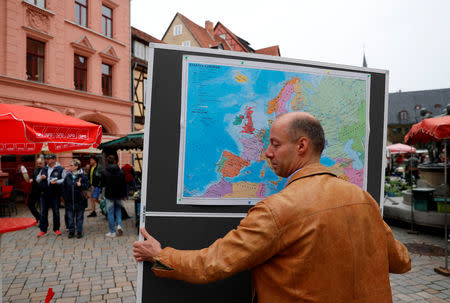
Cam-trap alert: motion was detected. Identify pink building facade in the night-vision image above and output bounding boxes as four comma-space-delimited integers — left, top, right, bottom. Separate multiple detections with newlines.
0, 0, 132, 169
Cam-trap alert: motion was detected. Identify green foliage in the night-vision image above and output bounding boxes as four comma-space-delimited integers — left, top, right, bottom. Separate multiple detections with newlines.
385, 178, 411, 197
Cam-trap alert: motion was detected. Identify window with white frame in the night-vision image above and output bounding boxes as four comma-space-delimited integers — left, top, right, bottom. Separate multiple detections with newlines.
102, 5, 112, 38
173, 24, 182, 36
26, 0, 45, 9
399, 110, 408, 121
75, 0, 88, 27
181, 40, 191, 47
134, 41, 147, 60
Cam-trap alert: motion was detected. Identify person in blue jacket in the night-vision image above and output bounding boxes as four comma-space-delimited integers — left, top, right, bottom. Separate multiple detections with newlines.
63, 159, 90, 238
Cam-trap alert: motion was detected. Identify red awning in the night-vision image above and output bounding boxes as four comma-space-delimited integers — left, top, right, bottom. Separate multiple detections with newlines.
405, 115, 450, 145
0, 103, 102, 155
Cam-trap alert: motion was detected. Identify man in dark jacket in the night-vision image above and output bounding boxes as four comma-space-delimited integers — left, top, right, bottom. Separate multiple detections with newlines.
102, 155, 127, 237
36, 154, 65, 237
27, 157, 44, 223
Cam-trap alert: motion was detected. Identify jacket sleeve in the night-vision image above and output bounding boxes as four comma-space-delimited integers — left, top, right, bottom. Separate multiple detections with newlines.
100, 172, 106, 188
81, 173, 90, 190
383, 221, 411, 273
151, 202, 281, 284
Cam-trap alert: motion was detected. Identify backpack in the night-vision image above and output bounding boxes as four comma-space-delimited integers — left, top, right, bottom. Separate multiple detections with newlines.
122, 164, 135, 183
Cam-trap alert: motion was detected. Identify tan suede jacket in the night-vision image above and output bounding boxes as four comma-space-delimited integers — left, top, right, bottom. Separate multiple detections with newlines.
152, 163, 411, 302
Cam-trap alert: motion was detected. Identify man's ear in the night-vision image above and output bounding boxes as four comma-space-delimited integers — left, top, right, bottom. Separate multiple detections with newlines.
296, 137, 308, 155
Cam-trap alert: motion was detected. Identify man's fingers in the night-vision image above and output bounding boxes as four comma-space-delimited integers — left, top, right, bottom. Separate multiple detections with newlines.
140, 227, 152, 240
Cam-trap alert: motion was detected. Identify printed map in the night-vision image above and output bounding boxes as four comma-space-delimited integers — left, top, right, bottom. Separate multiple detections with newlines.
178, 58, 369, 205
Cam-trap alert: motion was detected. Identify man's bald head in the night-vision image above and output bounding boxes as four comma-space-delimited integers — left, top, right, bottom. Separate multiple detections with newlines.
276, 112, 325, 155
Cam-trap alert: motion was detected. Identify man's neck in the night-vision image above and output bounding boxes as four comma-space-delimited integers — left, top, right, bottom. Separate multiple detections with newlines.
292, 157, 321, 174
49, 163, 56, 168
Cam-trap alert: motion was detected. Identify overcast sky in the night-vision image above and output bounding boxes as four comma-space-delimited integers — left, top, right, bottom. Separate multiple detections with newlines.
131, 0, 450, 93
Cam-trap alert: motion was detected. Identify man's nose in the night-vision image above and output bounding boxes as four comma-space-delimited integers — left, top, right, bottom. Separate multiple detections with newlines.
265, 147, 273, 158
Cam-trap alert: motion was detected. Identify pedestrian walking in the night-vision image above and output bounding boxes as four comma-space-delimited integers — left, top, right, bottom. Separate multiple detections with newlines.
122, 163, 137, 199
36, 154, 65, 237
62, 159, 90, 238
87, 155, 102, 217
26, 157, 44, 224
102, 155, 127, 237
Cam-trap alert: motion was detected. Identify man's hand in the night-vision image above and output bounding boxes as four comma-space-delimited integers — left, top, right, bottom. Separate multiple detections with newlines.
133, 227, 162, 262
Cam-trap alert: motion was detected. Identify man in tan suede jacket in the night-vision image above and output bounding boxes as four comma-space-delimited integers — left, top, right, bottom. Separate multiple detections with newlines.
133, 112, 411, 303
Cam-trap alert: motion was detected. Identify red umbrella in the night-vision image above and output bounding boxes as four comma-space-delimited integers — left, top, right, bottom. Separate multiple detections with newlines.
386, 143, 416, 153
405, 115, 450, 145
0, 104, 102, 155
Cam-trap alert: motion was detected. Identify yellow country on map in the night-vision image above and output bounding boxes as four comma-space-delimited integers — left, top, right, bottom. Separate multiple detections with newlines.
235, 72, 248, 83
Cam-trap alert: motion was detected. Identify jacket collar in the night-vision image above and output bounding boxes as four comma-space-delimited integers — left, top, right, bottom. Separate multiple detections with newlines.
286, 163, 337, 187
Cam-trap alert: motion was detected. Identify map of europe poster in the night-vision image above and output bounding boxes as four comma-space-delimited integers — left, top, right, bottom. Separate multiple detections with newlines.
177, 56, 370, 205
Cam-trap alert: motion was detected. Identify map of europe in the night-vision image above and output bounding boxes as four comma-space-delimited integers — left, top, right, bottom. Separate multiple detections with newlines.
178, 58, 369, 205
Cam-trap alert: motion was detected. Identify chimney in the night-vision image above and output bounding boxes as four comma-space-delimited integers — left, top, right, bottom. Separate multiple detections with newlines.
205, 21, 214, 36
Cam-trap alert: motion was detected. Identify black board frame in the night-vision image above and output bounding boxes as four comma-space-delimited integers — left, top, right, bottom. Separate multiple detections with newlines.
137, 44, 388, 303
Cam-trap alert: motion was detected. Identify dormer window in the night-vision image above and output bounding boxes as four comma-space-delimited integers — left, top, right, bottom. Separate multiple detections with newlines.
399, 110, 408, 121
134, 41, 148, 60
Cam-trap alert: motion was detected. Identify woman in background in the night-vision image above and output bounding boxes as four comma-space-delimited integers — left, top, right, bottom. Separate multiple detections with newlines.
63, 159, 90, 238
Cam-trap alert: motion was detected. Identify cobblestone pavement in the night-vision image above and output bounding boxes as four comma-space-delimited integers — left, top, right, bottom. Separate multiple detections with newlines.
1, 202, 138, 303
1, 203, 450, 302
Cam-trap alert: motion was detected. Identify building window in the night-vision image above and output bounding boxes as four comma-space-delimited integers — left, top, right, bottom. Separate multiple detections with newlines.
173, 24, 182, 36
391, 127, 401, 134
74, 54, 87, 91
26, 38, 45, 82
25, 0, 45, 9
399, 110, 408, 121
75, 0, 88, 27
133, 41, 147, 60
102, 63, 112, 96
181, 40, 191, 47
102, 5, 112, 38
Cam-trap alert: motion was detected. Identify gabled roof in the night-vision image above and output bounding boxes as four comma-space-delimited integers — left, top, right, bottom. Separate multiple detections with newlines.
214, 22, 253, 52
176, 13, 230, 50
388, 88, 450, 125
255, 45, 281, 56
131, 27, 164, 44
161, 13, 280, 56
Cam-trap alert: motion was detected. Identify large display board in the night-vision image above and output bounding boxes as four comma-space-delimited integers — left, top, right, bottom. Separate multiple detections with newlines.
137, 44, 388, 303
